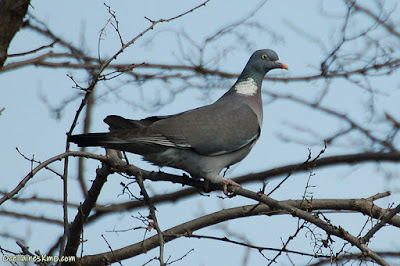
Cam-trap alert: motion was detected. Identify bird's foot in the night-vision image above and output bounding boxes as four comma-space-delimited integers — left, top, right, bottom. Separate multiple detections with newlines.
222, 179, 241, 196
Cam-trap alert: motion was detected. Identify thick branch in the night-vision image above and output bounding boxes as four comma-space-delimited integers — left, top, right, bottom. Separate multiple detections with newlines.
0, 0, 30, 67
362, 203, 400, 243
62, 158, 113, 259
234, 188, 389, 265
88, 152, 400, 221
78, 195, 396, 265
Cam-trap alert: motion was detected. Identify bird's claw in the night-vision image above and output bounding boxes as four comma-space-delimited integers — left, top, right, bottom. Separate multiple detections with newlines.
222, 179, 241, 196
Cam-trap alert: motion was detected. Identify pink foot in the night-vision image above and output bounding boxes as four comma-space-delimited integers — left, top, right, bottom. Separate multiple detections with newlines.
222, 179, 241, 195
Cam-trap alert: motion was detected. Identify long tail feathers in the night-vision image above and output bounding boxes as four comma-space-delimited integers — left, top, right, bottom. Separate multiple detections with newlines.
68, 133, 111, 147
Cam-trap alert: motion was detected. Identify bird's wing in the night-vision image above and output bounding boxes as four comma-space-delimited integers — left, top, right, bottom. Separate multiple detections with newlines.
151, 101, 261, 155
103, 101, 260, 156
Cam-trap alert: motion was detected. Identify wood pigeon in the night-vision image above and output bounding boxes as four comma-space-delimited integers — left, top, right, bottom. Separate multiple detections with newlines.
69, 49, 288, 193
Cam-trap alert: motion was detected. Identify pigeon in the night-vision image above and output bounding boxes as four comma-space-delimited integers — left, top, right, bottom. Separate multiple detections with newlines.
69, 49, 288, 193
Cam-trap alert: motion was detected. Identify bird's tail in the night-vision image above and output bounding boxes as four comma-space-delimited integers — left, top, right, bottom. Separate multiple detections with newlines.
68, 133, 112, 147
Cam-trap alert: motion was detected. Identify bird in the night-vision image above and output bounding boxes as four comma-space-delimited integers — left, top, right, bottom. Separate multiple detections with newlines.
69, 49, 288, 194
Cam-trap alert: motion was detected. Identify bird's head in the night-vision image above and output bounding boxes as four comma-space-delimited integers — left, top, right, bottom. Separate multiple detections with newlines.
247, 49, 288, 75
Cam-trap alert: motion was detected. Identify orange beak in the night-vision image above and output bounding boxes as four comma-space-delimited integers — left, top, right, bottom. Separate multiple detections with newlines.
275, 60, 289, 70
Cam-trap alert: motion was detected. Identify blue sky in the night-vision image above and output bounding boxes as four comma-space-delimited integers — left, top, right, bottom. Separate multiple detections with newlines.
1, 1, 399, 265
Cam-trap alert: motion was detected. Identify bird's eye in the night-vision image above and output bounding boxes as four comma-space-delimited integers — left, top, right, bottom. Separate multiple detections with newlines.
261, 54, 268, 60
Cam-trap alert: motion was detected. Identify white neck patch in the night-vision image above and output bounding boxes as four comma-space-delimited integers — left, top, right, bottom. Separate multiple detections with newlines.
234, 77, 258, 96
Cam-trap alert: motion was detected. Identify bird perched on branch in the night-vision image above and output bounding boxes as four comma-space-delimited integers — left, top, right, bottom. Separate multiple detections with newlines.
69, 49, 288, 194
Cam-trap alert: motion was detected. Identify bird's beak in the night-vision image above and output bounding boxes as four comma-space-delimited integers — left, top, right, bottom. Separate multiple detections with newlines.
275, 60, 289, 70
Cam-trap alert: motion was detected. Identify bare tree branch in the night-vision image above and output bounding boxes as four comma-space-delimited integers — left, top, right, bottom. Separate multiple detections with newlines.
0, 151, 107, 206
62, 151, 116, 259
77, 191, 397, 265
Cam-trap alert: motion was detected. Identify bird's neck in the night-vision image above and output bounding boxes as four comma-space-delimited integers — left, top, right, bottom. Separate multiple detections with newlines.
233, 68, 263, 96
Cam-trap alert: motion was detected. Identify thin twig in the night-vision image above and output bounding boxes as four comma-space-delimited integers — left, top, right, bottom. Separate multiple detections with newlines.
8, 40, 57, 57
188, 233, 325, 259
267, 143, 327, 196
101, 234, 122, 265
136, 174, 166, 266
0, 151, 108, 206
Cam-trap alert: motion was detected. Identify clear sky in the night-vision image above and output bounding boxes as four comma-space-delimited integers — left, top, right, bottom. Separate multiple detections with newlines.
1, 1, 399, 265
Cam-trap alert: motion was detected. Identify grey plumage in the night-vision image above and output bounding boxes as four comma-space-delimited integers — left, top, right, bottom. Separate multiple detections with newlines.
69, 49, 288, 192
